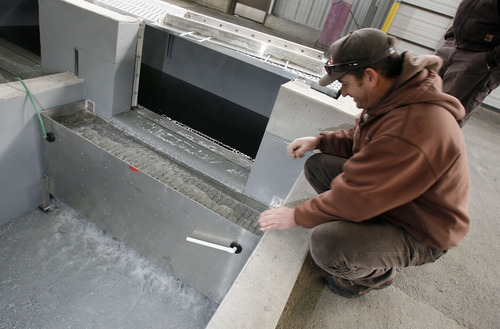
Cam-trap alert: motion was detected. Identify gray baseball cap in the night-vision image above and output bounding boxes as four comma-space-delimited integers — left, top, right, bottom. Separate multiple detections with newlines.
319, 28, 396, 86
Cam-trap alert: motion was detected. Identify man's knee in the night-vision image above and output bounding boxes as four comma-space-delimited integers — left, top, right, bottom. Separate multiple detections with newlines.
304, 153, 323, 179
309, 222, 349, 271
309, 219, 409, 273
304, 154, 346, 194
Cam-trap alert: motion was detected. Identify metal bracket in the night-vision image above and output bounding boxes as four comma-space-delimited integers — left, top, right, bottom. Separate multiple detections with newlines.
131, 19, 145, 108
270, 195, 284, 208
39, 175, 53, 212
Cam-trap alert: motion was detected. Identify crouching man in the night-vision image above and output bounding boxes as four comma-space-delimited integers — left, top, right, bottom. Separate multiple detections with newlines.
258, 28, 470, 298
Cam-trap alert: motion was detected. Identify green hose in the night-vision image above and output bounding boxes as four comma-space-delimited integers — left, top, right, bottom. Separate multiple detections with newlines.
14, 77, 49, 139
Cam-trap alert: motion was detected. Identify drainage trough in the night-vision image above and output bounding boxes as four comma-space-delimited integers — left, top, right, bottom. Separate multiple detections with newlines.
42, 100, 266, 303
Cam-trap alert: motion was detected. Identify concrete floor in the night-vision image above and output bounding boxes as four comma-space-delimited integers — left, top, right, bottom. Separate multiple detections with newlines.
275, 107, 500, 329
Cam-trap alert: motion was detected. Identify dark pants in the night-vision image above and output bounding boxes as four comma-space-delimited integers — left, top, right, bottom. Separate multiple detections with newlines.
304, 153, 446, 287
435, 38, 500, 126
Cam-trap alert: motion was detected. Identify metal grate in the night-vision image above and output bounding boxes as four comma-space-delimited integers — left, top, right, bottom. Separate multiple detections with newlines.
87, 0, 186, 22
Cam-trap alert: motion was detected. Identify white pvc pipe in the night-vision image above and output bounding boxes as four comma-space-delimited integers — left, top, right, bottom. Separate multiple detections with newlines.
186, 237, 237, 253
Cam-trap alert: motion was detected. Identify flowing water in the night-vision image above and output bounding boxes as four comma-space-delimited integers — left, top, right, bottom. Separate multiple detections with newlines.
0, 198, 218, 329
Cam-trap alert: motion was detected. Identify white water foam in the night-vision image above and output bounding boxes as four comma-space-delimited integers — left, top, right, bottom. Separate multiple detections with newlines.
0, 198, 218, 329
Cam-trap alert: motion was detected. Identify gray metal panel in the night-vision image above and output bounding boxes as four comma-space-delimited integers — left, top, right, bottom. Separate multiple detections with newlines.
245, 132, 307, 205
341, 0, 394, 37
141, 25, 300, 119
341, 0, 459, 42
0, 98, 43, 225
385, 1, 460, 53
273, 0, 331, 30
237, 0, 272, 12
234, 3, 266, 23
273, 0, 298, 22
159, 33, 289, 118
42, 114, 260, 303
0, 73, 85, 225
371, 0, 397, 30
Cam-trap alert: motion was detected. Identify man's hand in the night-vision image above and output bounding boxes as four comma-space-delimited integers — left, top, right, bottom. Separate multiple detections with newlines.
258, 207, 297, 232
287, 136, 320, 159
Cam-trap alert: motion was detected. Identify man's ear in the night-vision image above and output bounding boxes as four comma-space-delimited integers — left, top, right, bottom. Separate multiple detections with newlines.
364, 68, 379, 87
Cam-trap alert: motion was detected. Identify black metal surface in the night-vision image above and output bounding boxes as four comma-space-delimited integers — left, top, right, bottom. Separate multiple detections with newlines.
138, 25, 290, 158
0, 0, 40, 55
139, 65, 268, 159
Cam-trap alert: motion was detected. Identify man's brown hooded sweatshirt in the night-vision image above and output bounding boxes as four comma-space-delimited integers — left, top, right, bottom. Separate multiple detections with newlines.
294, 52, 470, 250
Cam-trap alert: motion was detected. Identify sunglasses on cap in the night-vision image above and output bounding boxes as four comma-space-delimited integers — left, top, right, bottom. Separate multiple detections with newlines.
324, 47, 396, 75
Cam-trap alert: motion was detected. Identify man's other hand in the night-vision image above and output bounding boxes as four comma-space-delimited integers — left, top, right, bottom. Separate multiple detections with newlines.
258, 207, 297, 231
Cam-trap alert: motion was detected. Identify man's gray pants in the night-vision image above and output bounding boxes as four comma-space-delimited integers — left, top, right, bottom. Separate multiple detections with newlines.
304, 153, 447, 288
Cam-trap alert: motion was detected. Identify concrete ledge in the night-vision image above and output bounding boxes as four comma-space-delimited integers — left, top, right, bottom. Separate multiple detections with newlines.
207, 227, 310, 329
266, 81, 359, 141
207, 172, 316, 329
0, 72, 83, 101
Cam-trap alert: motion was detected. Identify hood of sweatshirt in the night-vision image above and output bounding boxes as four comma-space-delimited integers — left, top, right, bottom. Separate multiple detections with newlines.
366, 51, 465, 122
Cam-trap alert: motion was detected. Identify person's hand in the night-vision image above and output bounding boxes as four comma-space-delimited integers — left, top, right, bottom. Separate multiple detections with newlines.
287, 136, 320, 159
258, 207, 297, 232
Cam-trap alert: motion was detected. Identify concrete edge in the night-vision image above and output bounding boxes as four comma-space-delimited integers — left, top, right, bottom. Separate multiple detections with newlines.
0, 72, 83, 101
206, 228, 311, 329
206, 172, 316, 329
